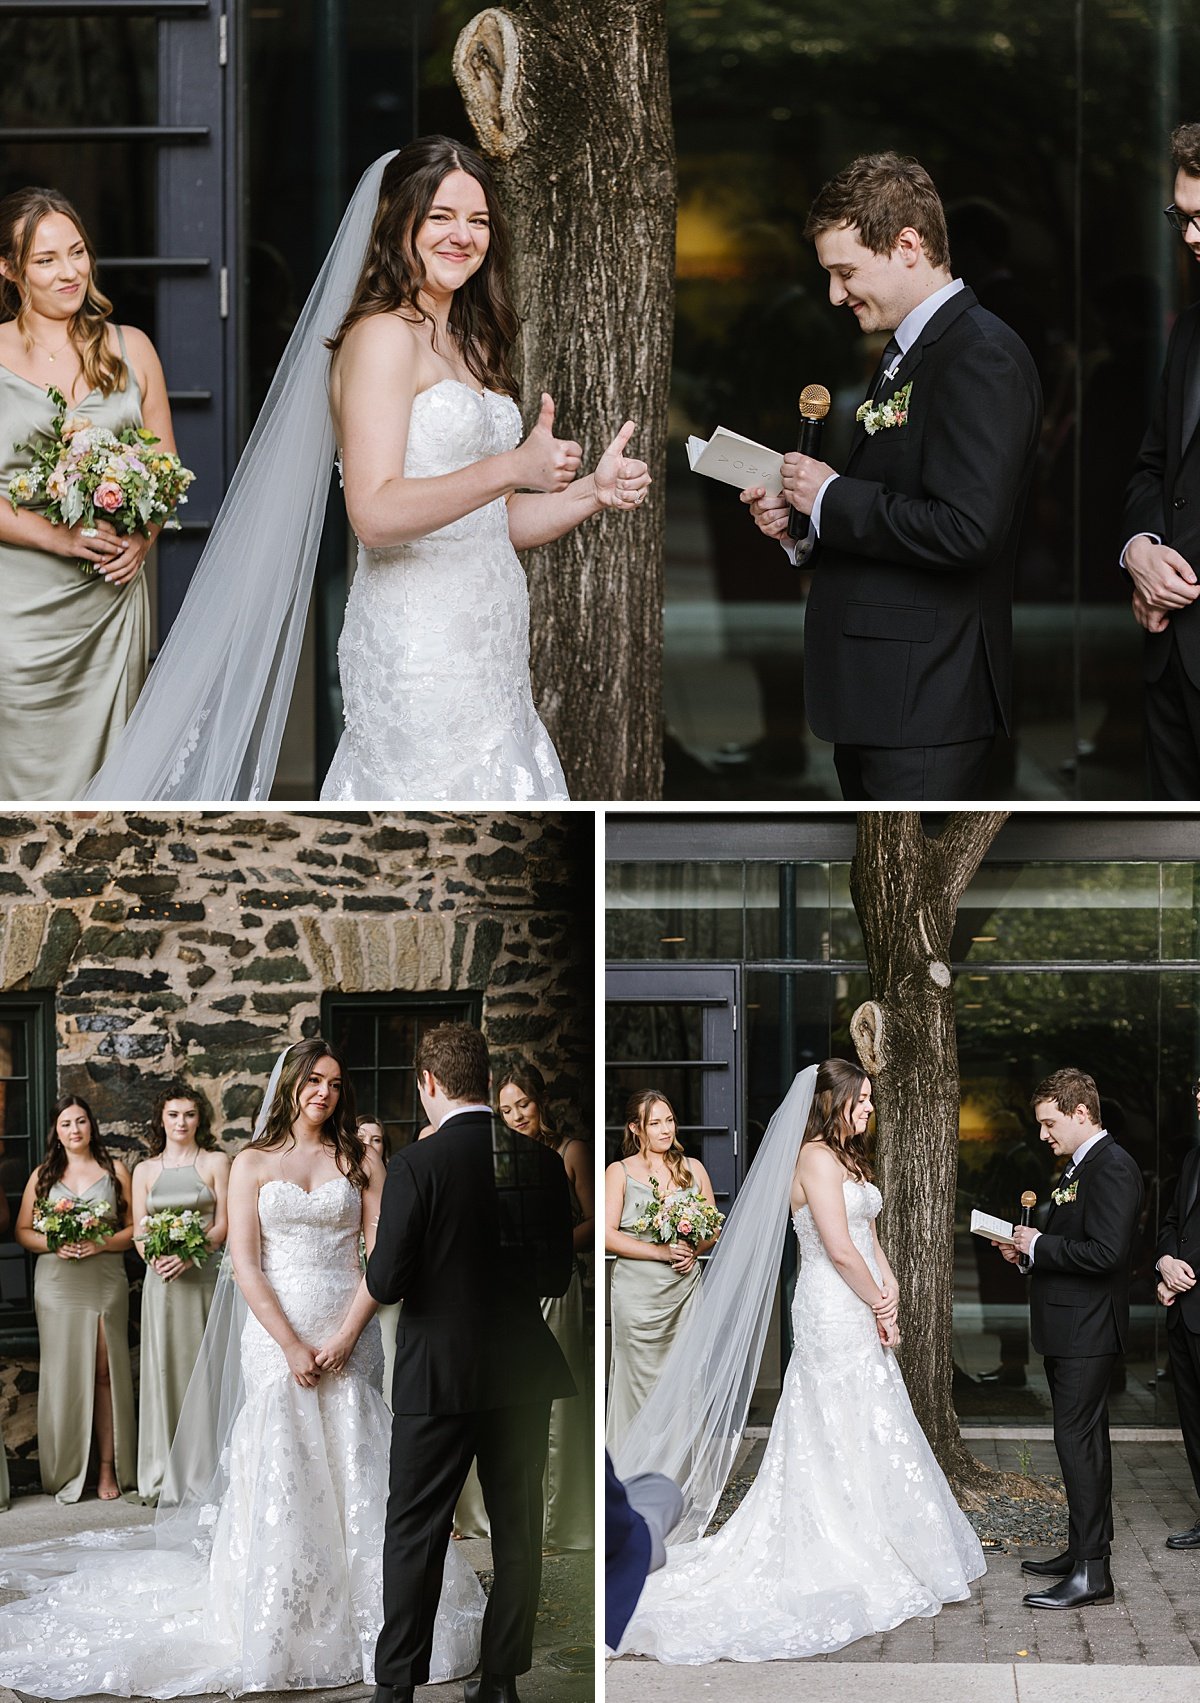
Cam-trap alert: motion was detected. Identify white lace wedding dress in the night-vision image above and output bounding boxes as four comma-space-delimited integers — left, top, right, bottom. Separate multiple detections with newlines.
0, 1174, 485, 1697
619, 1178, 985, 1663
320, 379, 569, 801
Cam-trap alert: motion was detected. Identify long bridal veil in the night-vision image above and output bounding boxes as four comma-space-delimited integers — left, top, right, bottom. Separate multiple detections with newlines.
83, 156, 396, 802
611, 1064, 818, 1544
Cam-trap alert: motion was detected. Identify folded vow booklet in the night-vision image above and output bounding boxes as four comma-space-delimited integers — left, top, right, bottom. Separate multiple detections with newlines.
969, 1209, 1015, 1243
687, 426, 785, 495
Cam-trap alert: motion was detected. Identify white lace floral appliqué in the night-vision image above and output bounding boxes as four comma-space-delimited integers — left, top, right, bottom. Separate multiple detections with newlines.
320, 380, 569, 802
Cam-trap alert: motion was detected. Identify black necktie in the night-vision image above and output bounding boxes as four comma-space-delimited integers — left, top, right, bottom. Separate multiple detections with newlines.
870, 337, 902, 401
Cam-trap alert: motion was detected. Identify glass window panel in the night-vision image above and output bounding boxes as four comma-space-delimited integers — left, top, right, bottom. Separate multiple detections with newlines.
606, 1003, 706, 1065
1161, 864, 1200, 962
0, 1244, 30, 1313
955, 863, 1161, 962
955, 968, 1164, 1425
605, 862, 743, 960
380, 1010, 419, 1062
0, 1021, 27, 1079
830, 863, 865, 961
0, 1081, 28, 1142
606, 1068, 705, 1132
745, 861, 831, 961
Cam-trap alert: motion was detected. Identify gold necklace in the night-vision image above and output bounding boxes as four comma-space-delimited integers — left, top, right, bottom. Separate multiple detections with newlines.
31, 334, 73, 364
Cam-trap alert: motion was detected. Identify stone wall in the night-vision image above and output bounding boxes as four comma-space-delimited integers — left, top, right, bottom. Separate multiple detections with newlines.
0, 808, 592, 1152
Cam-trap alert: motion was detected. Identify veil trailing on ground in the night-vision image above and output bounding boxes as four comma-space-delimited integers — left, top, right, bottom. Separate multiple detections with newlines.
83, 156, 396, 802
611, 1064, 818, 1544
153, 1044, 291, 1537
0, 1051, 290, 1598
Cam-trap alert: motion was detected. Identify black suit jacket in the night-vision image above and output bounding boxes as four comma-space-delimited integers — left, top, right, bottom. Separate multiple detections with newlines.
803, 287, 1042, 747
1028, 1133, 1144, 1358
365, 1108, 576, 1415
1156, 1144, 1200, 1335
1123, 300, 1200, 686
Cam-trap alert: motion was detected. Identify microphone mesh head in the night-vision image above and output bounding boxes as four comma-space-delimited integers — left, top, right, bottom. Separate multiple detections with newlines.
1020, 1190, 1038, 1207
799, 383, 832, 420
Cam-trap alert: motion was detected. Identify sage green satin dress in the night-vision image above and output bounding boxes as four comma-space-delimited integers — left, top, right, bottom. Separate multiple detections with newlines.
604, 1168, 703, 1453
34, 1175, 136, 1501
0, 1413, 9, 1509
136, 1163, 219, 1504
456, 1141, 594, 1547
0, 335, 149, 800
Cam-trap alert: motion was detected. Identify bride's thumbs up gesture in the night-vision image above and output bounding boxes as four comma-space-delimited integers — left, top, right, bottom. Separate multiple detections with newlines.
511, 392, 583, 492
592, 420, 652, 511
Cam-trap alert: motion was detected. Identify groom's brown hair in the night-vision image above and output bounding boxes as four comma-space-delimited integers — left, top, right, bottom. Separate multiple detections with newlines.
1032, 1067, 1102, 1126
804, 151, 951, 270
416, 1021, 489, 1102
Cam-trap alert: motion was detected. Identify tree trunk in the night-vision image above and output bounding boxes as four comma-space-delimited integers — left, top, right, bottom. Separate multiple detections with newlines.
850, 811, 1056, 1504
454, 2, 674, 799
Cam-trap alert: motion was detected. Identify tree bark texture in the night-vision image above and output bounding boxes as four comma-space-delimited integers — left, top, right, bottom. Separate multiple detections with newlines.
454, 2, 674, 799
849, 811, 1061, 1503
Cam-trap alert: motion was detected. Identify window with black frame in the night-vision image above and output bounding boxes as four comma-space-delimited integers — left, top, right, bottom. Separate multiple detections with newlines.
0, 995, 55, 1338
321, 990, 483, 1152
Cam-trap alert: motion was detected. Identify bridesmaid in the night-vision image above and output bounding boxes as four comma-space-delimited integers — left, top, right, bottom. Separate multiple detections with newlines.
0, 187, 178, 798
14, 1095, 136, 1501
604, 1090, 717, 1452
498, 1060, 595, 1549
356, 1115, 399, 1401
131, 1085, 229, 1503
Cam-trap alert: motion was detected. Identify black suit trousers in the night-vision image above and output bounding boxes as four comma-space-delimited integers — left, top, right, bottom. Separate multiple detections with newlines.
1166, 1318, 1200, 1505
833, 736, 994, 802
1044, 1352, 1118, 1559
1145, 627, 1200, 799
376, 1400, 552, 1687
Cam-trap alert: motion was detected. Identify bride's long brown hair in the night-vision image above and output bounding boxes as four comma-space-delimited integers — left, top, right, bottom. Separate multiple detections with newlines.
0, 187, 125, 397
802, 1058, 874, 1182
326, 136, 520, 400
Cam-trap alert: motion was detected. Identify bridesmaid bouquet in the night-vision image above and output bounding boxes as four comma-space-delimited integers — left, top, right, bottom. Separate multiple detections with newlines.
631, 1179, 724, 1249
33, 1196, 113, 1252
7, 384, 195, 574
140, 1206, 212, 1265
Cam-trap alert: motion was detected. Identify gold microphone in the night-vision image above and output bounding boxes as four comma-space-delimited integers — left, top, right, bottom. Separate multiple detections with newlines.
1018, 1189, 1037, 1272
787, 384, 833, 544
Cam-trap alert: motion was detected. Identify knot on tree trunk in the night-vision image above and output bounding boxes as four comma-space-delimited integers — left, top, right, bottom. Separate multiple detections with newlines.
453, 9, 527, 160
928, 960, 951, 988
850, 1000, 884, 1074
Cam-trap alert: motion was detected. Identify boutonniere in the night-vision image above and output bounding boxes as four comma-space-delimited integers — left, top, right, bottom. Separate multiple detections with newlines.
856, 381, 913, 435
1052, 1179, 1079, 1207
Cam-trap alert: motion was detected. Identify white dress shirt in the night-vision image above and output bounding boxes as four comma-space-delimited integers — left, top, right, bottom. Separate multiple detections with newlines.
783, 276, 966, 562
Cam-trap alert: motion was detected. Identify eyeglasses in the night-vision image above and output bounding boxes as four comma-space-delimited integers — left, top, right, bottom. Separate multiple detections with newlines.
1164, 204, 1200, 237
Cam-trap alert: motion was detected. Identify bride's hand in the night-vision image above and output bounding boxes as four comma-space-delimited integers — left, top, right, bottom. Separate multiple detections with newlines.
314, 1331, 356, 1374
511, 393, 583, 492
285, 1340, 321, 1388
877, 1316, 901, 1348
592, 421, 651, 511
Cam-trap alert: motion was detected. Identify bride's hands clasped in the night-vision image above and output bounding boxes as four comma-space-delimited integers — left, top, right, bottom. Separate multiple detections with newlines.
314, 1329, 357, 1374
285, 1339, 322, 1388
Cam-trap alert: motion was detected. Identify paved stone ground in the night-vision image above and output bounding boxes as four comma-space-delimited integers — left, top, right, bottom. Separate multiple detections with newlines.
0, 1493, 595, 1703
608, 1437, 1200, 1699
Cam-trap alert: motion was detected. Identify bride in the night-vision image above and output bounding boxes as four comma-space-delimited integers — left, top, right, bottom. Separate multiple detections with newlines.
0, 1039, 484, 1696
83, 137, 649, 803
612, 1058, 985, 1664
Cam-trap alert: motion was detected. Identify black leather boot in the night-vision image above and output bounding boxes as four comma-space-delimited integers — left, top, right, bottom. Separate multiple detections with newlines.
1165, 1519, 1200, 1549
1023, 1556, 1114, 1609
464, 1676, 521, 1703
1020, 1549, 1073, 1577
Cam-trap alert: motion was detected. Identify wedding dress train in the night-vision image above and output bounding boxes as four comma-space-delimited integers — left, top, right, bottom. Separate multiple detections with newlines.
619, 1178, 985, 1663
320, 379, 568, 802
0, 1173, 484, 1696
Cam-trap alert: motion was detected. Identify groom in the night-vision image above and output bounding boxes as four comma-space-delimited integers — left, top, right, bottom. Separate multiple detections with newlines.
743, 151, 1043, 800
366, 1022, 575, 1703
996, 1068, 1143, 1609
